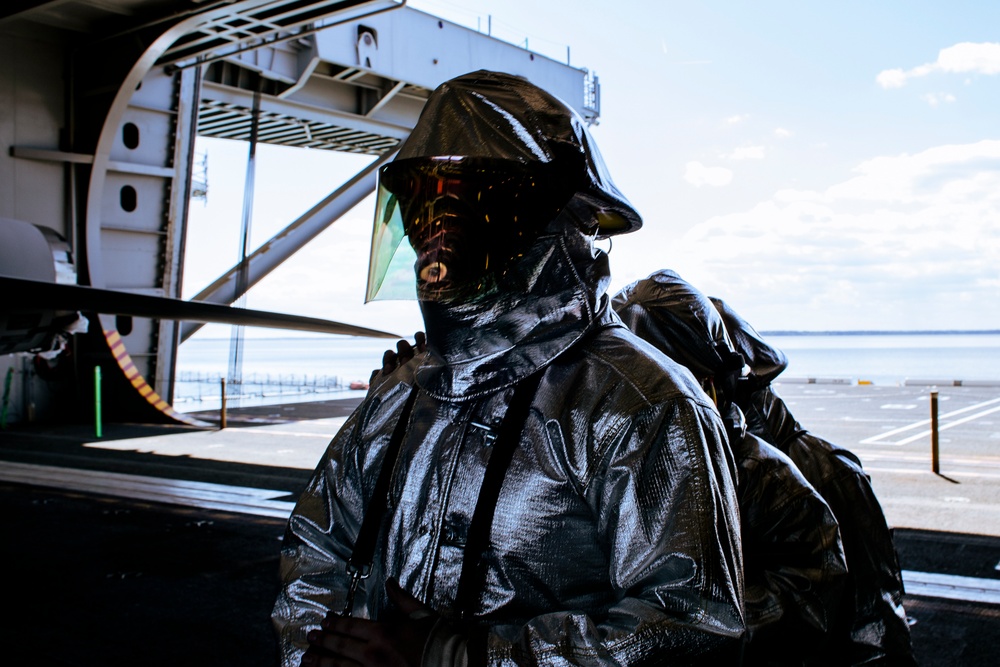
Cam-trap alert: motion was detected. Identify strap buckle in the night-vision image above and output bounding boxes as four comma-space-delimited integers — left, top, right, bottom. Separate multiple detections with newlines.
341, 562, 371, 617
470, 421, 498, 446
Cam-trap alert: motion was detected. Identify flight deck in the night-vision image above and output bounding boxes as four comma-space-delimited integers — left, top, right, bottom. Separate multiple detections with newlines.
1, 382, 998, 666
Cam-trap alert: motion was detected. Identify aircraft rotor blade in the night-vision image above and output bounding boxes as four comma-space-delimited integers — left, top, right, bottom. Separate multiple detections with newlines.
2, 275, 401, 339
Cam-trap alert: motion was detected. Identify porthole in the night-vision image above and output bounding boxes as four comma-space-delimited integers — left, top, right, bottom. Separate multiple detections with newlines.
122, 122, 140, 149
116, 315, 133, 336
120, 185, 137, 212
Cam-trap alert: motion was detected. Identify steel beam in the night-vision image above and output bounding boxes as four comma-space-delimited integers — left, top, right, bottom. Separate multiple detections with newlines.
179, 149, 395, 341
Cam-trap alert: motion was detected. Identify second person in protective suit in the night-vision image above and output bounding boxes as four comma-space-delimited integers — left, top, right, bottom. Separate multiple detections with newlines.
272, 71, 745, 666
713, 297, 916, 666
613, 270, 849, 666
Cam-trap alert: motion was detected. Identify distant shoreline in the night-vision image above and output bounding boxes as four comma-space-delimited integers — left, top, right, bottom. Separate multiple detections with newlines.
188, 330, 1000, 342
760, 330, 1000, 336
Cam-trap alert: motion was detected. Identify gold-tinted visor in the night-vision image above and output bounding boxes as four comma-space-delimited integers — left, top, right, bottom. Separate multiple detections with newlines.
365, 156, 577, 303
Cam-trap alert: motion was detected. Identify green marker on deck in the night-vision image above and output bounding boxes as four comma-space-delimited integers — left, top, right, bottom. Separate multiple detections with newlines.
94, 366, 102, 438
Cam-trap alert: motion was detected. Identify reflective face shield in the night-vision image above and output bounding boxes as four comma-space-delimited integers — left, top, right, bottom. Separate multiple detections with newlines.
366, 156, 578, 303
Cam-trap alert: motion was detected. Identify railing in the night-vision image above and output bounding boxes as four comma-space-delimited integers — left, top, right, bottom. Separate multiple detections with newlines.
584, 70, 601, 123
173, 370, 366, 406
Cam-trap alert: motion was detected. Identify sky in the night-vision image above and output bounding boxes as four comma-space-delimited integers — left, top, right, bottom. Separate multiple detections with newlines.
182, 0, 1000, 340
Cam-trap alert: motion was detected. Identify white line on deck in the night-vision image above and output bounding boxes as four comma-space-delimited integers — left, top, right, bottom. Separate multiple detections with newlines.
0, 461, 296, 518
861, 397, 1000, 445
862, 466, 1000, 480
225, 428, 335, 438
902, 570, 1000, 605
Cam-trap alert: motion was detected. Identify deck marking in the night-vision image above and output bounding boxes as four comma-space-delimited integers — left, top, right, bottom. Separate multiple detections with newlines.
861, 466, 1000, 480
861, 397, 1000, 445
902, 570, 1000, 605
885, 404, 1000, 446
0, 462, 295, 518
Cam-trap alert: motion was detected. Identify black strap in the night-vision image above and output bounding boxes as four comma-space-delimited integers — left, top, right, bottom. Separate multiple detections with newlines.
342, 370, 544, 618
346, 386, 419, 584
454, 370, 545, 618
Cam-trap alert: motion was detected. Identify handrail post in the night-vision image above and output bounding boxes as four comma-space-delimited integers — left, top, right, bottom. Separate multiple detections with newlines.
930, 390, 940, 474
220, 377, 227, 430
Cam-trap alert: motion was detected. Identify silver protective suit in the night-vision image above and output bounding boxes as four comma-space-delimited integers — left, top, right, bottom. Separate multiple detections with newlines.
712, 297, 917, 666
613, 270, 849, 666
273, 72, 744, 665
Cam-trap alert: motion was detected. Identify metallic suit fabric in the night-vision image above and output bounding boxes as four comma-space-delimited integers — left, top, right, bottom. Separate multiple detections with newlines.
713, 298, 917, 666
272, 324, 745, 665
613, 271, 849, 665
728, 406, 848, 666
273, 72, 744, 665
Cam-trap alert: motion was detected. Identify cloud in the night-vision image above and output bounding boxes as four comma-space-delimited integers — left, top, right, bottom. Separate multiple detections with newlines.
876, 68, 909, 89
922, 92, 956, 106
684, 161, 734, 187
723, 146, 765, 160
774, 127, 792, 138
634, 140, 1000, 330
877, 41, 1000, 88
725, 114, 749, 125
937, 42, 1000, 74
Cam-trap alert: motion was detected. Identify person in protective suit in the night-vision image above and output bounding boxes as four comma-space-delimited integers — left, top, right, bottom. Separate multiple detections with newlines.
272, 71, 745, 666
613, 270, 848, 666
711, 297, 916, 666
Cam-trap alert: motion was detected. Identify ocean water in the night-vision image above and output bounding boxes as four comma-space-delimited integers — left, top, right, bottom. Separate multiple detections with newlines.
771, 333, 1000, 386
174, 336, 397, 411
173, 332, 1000, 412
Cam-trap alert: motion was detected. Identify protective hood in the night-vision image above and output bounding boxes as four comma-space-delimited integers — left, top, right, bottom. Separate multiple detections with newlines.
397, 70, 641, 237
612, 270, 743, 381
366, 70, 641, 302
710, 297, 788, 388
391, 71, 628, 399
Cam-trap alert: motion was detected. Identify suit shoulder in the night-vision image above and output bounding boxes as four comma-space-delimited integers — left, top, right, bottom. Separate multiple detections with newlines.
581, 324, 711, 406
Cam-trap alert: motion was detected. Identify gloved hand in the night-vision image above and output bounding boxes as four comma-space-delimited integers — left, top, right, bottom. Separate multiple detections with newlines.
368, 332, 428, 388
302, 579, 437, 667
380, 332, 427, 374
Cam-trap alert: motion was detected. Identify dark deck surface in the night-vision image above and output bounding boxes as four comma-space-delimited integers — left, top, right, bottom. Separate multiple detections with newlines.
1, 388, 998, 666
